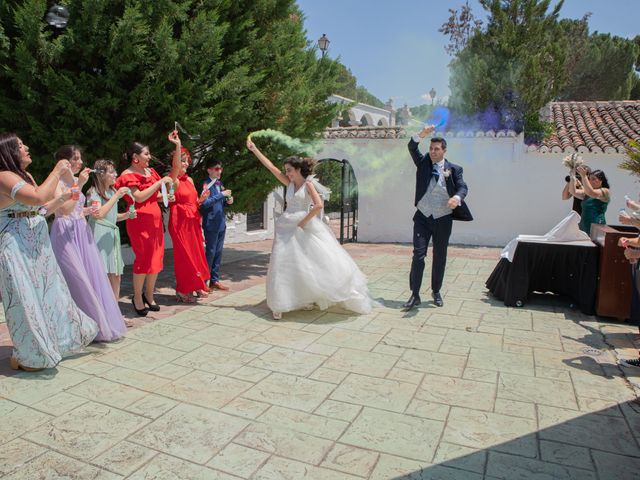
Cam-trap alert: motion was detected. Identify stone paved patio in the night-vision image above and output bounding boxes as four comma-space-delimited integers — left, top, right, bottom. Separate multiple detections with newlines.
1, 242, 640, 479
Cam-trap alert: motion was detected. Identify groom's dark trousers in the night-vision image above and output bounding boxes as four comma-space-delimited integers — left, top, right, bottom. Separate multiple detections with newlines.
409, 210, 453, 296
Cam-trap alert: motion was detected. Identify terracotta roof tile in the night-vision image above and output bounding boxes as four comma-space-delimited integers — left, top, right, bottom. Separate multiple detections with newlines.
540, 101, 640, 153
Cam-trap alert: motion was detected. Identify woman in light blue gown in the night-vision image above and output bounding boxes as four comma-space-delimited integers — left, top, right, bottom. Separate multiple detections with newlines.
0, 133, 98, 370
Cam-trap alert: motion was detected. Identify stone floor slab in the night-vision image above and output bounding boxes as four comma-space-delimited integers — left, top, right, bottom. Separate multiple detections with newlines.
331, 373, 417, 413
243, 372, 335, 412
416, 374, 496, 411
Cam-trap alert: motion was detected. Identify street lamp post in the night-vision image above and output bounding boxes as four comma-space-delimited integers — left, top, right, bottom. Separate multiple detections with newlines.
318, 34, 330, 58
429, 88, 436, 106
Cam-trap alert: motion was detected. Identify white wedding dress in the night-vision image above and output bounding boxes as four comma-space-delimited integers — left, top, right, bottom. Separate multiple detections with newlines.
266, 180, 374, 314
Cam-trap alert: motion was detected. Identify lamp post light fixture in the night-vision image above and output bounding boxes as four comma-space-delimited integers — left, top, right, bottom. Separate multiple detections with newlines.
429, 88, 436, 105
318, 34, 330, 58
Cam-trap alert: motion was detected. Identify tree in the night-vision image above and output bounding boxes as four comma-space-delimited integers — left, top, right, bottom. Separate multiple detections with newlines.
445, 0, 566, 137
0, 0, 342, 212
332, 63, 385, 107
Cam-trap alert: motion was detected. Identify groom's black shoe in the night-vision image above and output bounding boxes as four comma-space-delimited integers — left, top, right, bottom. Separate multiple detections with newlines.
432, 291, 444, 307
402, 294, 421, 311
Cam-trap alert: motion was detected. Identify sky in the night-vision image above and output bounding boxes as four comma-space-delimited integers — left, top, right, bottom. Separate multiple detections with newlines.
296, 0, 640, 107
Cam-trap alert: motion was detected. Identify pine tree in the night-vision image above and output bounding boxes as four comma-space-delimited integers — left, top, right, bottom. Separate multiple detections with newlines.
0, 0, 341, 212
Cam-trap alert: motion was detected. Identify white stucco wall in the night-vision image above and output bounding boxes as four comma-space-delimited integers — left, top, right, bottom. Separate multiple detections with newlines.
317, 135, 636, 246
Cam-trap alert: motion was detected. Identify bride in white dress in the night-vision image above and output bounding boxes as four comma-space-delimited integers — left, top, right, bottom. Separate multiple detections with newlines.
247, 138, 374, 320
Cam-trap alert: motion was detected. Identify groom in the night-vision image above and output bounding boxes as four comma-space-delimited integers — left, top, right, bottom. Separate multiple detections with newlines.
403, 125, 472, 310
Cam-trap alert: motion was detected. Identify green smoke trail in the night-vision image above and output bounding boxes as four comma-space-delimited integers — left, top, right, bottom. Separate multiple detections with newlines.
249, 129, 320, 157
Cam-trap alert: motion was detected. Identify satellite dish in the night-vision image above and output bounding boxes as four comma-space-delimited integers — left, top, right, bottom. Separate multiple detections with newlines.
46, 4, 70, 29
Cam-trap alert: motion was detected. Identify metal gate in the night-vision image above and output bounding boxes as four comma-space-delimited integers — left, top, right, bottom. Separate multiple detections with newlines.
314, 158, 358, 244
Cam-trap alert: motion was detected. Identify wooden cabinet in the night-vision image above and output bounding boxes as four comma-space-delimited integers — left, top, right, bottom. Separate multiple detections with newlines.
591, 224, 638, 320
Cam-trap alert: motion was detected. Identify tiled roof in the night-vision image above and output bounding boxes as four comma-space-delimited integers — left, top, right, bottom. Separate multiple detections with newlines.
538, 101, 640, 154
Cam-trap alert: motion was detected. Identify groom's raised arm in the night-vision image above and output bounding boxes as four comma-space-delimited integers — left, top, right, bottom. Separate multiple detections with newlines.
407, 125, 435, 167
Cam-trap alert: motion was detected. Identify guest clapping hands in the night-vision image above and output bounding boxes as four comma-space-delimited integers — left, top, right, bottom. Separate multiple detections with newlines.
570, 166, 610, 235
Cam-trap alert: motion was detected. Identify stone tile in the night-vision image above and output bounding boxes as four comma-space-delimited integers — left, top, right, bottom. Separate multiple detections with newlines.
433, 442, 487, 474
438, 343, 471, 356
67, 377, 148, 408
24, 401, 148, 461
31, 391, 88, 416
127, 453, 236, 480
467, 348, 534, 376
156, 370, 252, 409
494, 398, 536, 419
503, 328, 563, 350
370, 453, 482, 480
592, 450, 640, 480
249, 346, 326, 376
173, 343, 256, 375
539, 440, 594, 471
443, 407, 537, 457
207, 443, 271, 478
253, 456, 361, 480
571, 371, 638, 403
443, 329, 503, 350
243, 372, 335, 412
486, 451, 596, 480
236, 340, 272, 355
0, 367, 90, 405
537, 405, 640, 456
125, 394, 178, 419
405, 398, 450, 421
321, 347, 397, 377
397, 349, 466, 377
316, 328, 383, 351
262, 405, 346, 439
251, 326, 321, 350
186, 324, 258, 348
221, 397, 270, 419
341, 407, 443, 461
463, 367, 498, 383
416, 374, 496, 411
314, 399, 362, 422
99, 366, 172, 391
93, 441, 157, 476
2, 451, 121, 480
98, 342, 184, 373
150, 362, 193, 380
321, 443, 379, 477
372, 343, 406, 356
308, 367, 349, 384
498, 373, 578, 409
0, 439, 46, 476
230, 365, 271, 383
305, 342, 339, 356
381, 328, 443, 351
331, 373, 417, 413
0, 399, 52, 444
235, 422, 333, 464
426, 312, 479, 330
126, 322, 194, 346
130, 403, 248, 464
64, 359, 115, 375
386, 367, 425, 384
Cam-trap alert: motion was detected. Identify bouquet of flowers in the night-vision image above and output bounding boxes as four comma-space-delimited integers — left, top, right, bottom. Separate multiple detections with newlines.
562, 153, 584, 170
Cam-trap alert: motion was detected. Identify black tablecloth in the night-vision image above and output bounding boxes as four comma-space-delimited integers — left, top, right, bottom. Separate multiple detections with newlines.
486, 241, 599, 314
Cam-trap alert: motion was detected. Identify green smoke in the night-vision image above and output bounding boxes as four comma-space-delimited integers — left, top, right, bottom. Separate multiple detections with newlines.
249, 129, 319, 157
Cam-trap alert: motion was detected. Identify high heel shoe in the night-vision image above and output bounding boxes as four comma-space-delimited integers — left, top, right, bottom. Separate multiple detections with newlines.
10, 355, 44, 372
272, 311, 282, 320
176, 292, 196, 303
141, 293, 160, 312
195, 290, 208, 298
132, 297, 148, 317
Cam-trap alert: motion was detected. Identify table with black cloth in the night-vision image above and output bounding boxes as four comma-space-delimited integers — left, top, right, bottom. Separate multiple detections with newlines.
486, 240, 599, 315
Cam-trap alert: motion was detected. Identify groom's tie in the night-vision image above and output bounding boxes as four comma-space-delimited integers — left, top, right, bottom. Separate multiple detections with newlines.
431, 164, 440, 182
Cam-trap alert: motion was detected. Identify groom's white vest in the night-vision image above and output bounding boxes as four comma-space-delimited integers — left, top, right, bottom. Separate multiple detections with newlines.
417, 177, 451, 219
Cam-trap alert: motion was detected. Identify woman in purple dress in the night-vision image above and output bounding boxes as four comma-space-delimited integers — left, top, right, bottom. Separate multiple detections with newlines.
43, 145, 128, 341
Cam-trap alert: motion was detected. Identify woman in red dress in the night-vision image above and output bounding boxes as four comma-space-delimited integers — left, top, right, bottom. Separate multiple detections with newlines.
115, 142, 173, 316
167, 132, 211, 302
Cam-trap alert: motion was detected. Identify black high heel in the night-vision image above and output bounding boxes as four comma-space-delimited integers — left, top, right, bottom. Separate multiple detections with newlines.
142, 293, 160, 312
132, 297, 148, 317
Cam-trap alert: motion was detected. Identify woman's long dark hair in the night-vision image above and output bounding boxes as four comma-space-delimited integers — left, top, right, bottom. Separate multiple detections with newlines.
0, 133, 34, 185
284, 156, 316, 178
54, 144, 81, 162
123, 142, 148, 165
590, 169, 610, 189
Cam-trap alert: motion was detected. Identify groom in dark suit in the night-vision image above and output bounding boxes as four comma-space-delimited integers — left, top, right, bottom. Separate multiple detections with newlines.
403, 125, 472, 310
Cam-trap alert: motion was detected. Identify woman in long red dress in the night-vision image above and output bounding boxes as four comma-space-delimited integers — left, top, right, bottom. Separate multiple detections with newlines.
115, 142, 173, 316
167, 132, 211, 302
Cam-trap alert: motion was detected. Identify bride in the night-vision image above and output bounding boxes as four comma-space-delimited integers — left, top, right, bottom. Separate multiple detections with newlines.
246, 137, 374, 320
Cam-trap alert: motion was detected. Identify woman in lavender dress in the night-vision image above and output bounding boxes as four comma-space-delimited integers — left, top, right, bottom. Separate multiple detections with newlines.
0, 133, 98, 370
44, 145, 127, 341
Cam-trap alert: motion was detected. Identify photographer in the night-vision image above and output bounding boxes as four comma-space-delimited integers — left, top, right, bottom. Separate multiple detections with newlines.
562, 166, 590, 215
569, 166, 610, 235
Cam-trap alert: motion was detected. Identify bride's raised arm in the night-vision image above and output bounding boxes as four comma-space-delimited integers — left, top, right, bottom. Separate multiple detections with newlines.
246, 137, 289, 186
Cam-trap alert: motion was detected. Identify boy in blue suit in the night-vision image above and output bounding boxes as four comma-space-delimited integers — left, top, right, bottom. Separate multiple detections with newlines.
200, 158, 232, 291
